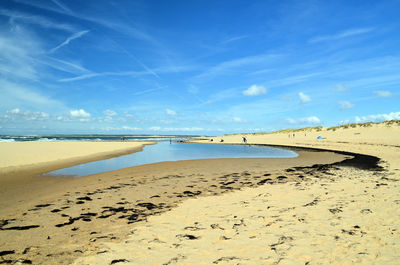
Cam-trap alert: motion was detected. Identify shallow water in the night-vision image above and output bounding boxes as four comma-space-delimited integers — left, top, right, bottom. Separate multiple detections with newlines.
44, 142, 298, 177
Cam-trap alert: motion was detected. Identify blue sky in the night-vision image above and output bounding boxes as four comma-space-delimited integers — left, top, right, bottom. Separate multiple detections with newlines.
0, 0, 399, 135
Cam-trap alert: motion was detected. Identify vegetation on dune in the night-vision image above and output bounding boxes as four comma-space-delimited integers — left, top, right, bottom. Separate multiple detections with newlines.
260, 126, 323, 134
327, 120, 400, 131
224, 120, 400, 136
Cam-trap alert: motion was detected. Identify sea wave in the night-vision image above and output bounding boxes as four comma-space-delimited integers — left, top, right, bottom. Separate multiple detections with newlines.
0, 139, 16, 142
38, 138, 58, 142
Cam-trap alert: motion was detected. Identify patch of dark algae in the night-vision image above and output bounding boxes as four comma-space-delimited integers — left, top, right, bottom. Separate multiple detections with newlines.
260, 144, 384, 171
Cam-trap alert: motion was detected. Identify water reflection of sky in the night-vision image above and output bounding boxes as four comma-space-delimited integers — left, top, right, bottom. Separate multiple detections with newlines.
44, 142, 298, 177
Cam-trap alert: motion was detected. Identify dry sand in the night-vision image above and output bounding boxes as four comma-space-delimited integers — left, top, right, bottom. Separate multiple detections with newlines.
1, 123, 399, 264
0, 141, 151, 173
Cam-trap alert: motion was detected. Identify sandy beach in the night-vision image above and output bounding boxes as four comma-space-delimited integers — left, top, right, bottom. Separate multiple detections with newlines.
1, 123, 399, 264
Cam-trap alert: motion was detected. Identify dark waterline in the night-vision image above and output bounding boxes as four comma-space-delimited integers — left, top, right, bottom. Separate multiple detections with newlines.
44, 142, 298, 178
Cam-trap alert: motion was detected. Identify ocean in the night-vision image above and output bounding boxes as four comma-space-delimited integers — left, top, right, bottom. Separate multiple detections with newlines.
0, 134, 199, 142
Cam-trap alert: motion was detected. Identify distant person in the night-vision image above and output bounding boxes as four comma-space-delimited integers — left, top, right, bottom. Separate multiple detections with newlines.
242, 136, 247, 143
293, 133, 295, 138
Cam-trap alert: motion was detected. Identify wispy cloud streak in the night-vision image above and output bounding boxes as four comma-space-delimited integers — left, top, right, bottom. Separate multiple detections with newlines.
58, 71, 147, 82
194, 53, 278, 81
51, 0, 73, 14
0, 8, 75, 32
111, 41, 160, 79
14, 0, 157, 44
220, 35, 249, 44
309, 27, 374, 43
50, 30, 90, 53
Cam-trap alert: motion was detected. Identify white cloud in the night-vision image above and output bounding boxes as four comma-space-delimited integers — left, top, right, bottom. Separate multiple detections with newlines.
243, 85, 267, 96
287, 116, 321, 125
166, 109, 177, 116
101, 126, 141, 131
339, 120, 350, 125
333, 84, 349, 92
373, 90, 393, 98
69, 109, 91, 120
355, 112, 400, 123
298, 92, 311, 103
8, 108, 21, 114
121, 126, 140, 131
339, 101, 354, 110
149, 126, 161, 131
4, 108, 50, 121
233, 117, 246, 123
104, 109, 118, 116
149, 127, 204, 132
165, 127, 204, 132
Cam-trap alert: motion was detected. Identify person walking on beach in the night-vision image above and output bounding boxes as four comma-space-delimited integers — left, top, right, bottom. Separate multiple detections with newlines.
242, 136, 247, 143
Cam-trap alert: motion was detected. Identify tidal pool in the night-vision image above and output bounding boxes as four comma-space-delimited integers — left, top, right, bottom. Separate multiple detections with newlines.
44, 141, 298, 177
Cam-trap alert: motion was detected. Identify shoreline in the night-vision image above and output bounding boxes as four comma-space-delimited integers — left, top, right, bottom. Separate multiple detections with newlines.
189, 141, 383, 171
0, 141, 156, 175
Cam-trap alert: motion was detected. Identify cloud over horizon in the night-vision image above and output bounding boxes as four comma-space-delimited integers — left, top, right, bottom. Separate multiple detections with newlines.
166, 109, 177, 116
355, 111, 400, 123
373, 90, 393, 98
298, 92, 311, 103
243, 85, 267, 96
287, 116, 321, 125
339, 101, 354, 110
